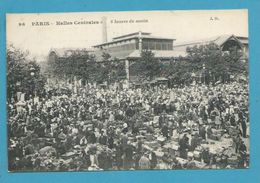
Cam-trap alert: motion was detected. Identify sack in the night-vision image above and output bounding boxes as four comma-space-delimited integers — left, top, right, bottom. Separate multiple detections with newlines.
157, 136, 166, 142
145, 134, 154, 141
193, 151, 201, 158
144, 141, 160, 149
187, 152, 194, 158
227, 156, 238, 165
154, 151, 164, 158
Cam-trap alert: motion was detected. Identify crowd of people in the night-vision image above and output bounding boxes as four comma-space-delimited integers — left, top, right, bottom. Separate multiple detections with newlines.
8, 80, 249, 171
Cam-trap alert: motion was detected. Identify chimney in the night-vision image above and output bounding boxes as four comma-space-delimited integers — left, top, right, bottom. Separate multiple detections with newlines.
102, 16, 108, 43
138, 31, 142, 53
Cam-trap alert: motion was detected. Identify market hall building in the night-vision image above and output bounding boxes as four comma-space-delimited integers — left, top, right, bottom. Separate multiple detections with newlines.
92, 32, 248, 61
92, 32, 248, 84
92, 31, 186, 60
48, 33, 248, 62
48, 31, 248, 86
92, 31, 186, 84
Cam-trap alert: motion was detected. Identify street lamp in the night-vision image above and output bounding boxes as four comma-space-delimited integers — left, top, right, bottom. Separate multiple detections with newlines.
191, 71, 196, 85
202, 63, 206, 85
15, 81, 21, 101
203, 63, 206, 70
29, 65, 36, 98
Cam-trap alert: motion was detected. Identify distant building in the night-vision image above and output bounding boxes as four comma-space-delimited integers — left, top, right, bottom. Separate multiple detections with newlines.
48, 32, 248, 85
49, 33, 248, 62
236, 36, 249, 58
174, 34, 248, 60
93, 31, 186, 61
49, 48, 93, 58
92, 31, 187, 84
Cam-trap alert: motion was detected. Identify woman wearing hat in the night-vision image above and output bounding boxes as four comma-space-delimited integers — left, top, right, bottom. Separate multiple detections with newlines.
138, 152, 150, 170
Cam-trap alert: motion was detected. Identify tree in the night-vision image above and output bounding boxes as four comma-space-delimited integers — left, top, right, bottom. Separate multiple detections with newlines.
46, 50, 126, 84
7, 44, 46, 101
47, 49, 97, 82
132, 50, 162, 81
99, 53, 127, 84
186, 43, 246, 84
167, 59, 193, 85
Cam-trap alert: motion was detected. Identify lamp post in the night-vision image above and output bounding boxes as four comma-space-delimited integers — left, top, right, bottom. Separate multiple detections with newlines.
209, 71, 211, 85
29, 66, 36, 98
202, 63, 206, 85
191, 71, 196, 85
15, 81, 21, 101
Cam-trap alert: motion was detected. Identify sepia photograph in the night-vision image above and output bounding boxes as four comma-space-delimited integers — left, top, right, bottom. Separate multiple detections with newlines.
6, 10, 249, 172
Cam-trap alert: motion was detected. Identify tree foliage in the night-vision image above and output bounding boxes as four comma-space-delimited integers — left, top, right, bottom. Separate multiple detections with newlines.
131, 50, 162, 80
163, 43, 247, 85
7, 44, 46, 100
46, 43, 247, 86
47, 50, 126, 84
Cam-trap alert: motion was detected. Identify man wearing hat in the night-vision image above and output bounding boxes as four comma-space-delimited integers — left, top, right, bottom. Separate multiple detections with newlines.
107, 134, 114, 149
179, 134, 189, 159
99, 130, 107, 145
199, 124, 206, 140
201, 147, 211, 165
114, 141, 123, 169
88, 128, 97, 144
122, 122, 128, 134
239, 111, 247, 138
238, 140, 247, 168
149, 151, 157, 169
123, 142, 134, 170
161, 124, 169, 139
190, 133, 199, 151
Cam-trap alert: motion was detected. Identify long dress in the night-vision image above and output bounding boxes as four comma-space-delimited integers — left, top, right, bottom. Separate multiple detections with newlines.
139, 156, 150, 170
215, 115, 221, 125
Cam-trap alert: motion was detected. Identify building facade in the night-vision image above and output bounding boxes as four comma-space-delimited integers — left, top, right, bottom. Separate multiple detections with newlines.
174, 34, 248, 60
93, 31, 182, 61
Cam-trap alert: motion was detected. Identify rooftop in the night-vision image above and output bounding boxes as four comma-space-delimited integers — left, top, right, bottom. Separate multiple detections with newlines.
93, 32, 175, 48
92, 49, 186, 61
49, 47, 94, 58
127, 50, 186, 59
113, 32, 151, 40
174, 34, 245, 51
236, 36, 249, 45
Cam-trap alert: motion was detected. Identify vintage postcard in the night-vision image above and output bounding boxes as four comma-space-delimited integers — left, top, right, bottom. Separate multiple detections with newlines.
6, 10, 249, 172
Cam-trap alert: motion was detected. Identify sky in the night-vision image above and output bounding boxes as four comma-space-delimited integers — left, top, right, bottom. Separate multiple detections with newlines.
6, 9, 248, 61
